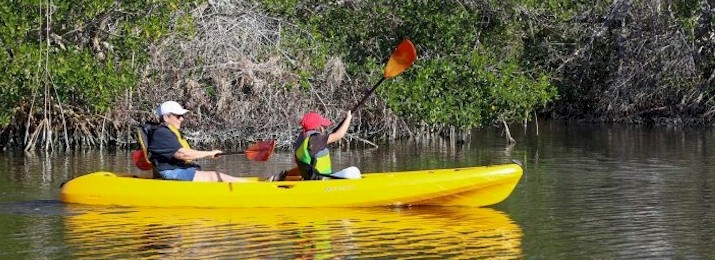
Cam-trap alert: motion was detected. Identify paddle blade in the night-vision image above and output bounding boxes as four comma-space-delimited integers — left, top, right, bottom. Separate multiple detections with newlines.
244, 140, 275, 161
384, 39, 417, 78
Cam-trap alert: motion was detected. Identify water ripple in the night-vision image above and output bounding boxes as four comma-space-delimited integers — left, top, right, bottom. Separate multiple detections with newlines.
58, 206, 523, 259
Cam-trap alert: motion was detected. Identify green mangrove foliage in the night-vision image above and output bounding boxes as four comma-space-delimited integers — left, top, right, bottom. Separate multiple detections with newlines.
2, 0, 713, 149
260, 0, 558, 130
0, 0, 201, 150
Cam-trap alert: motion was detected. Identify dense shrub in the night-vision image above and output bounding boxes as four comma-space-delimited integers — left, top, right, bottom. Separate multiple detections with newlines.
2, 0, 713, 149
260, 0, 557, 131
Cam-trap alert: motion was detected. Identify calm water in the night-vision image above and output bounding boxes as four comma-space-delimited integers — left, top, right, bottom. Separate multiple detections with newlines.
1, 120, 715, 259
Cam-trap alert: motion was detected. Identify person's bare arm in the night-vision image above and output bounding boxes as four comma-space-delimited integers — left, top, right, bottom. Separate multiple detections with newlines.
174, 148, 222, 160
328, 111, 352, 144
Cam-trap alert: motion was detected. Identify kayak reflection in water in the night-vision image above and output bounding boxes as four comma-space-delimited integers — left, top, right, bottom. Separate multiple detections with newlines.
274, 111, 362, 181
147, 100, 248, 182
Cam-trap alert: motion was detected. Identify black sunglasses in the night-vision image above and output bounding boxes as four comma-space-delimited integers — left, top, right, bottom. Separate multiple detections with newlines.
171, 114, 184, 119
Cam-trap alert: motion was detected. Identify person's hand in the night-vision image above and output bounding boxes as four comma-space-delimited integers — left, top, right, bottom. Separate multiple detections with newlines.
345, 110, 352, 120
209, 150, 223, 159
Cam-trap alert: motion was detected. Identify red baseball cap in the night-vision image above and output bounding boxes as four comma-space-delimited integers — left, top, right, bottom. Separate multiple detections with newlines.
301, 112, 332, 130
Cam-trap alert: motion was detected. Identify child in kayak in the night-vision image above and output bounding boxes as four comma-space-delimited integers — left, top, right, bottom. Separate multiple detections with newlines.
275, 111, 362, 181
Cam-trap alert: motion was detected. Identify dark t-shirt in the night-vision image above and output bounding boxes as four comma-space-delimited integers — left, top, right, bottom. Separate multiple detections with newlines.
307, 134, 329, 155
148, 125, 200, 171
293, 132, 329, 157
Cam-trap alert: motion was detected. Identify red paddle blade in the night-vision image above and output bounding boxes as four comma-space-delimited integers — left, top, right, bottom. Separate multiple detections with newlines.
384, 39, 417, 78
244, 140, 275, 161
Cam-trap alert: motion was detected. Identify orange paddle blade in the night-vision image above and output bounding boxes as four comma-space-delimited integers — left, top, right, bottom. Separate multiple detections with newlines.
384, 39, 417, 78
244, 140, 275, 161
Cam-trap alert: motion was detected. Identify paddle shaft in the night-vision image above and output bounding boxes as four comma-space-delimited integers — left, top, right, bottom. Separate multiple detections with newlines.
212, 140, 275, 161
216, 151, 245, 156
333, 77, 386, 131
351, 77, 386, 113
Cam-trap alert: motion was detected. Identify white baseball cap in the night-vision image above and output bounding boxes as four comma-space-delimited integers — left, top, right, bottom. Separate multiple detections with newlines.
158, 101, 189, 116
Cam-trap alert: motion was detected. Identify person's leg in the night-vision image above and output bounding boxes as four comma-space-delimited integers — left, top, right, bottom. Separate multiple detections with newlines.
192, 170, 250, 182
329, 166, 362, 179
269, 167, 303, 181
159, 168, 197, 181
285, 167, 303, 181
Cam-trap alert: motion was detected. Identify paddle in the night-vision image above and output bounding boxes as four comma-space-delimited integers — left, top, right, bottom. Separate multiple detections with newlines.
216, 139, 275, 161
351, 38, 417, 113
133, 140, 275, 171
331, 39, 416, 133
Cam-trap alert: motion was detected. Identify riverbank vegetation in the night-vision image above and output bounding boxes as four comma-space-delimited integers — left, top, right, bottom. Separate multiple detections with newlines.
1, 0, 713, 151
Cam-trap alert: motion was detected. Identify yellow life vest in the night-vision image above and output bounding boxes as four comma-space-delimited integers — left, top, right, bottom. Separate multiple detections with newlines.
166, 124, 192, 163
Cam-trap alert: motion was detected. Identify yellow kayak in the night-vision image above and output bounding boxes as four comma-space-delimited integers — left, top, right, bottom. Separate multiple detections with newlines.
60, 163, 522, 208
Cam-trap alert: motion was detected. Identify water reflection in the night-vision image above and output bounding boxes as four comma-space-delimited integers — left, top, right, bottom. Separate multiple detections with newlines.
12, 120, 715, 258
63, 206, 523, 259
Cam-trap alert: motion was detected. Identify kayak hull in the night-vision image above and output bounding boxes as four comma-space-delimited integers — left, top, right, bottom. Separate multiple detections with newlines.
60, 163, 523, 208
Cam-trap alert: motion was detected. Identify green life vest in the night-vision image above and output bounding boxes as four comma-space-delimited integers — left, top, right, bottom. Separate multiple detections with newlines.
294, 131, 332, 179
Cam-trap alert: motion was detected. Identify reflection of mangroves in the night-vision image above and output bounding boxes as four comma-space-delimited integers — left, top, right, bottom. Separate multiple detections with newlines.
63, 206, 523, 259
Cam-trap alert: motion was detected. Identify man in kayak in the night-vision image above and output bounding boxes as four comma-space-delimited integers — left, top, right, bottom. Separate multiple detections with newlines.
287, 111, 362, 180
148, 101, 247, 182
